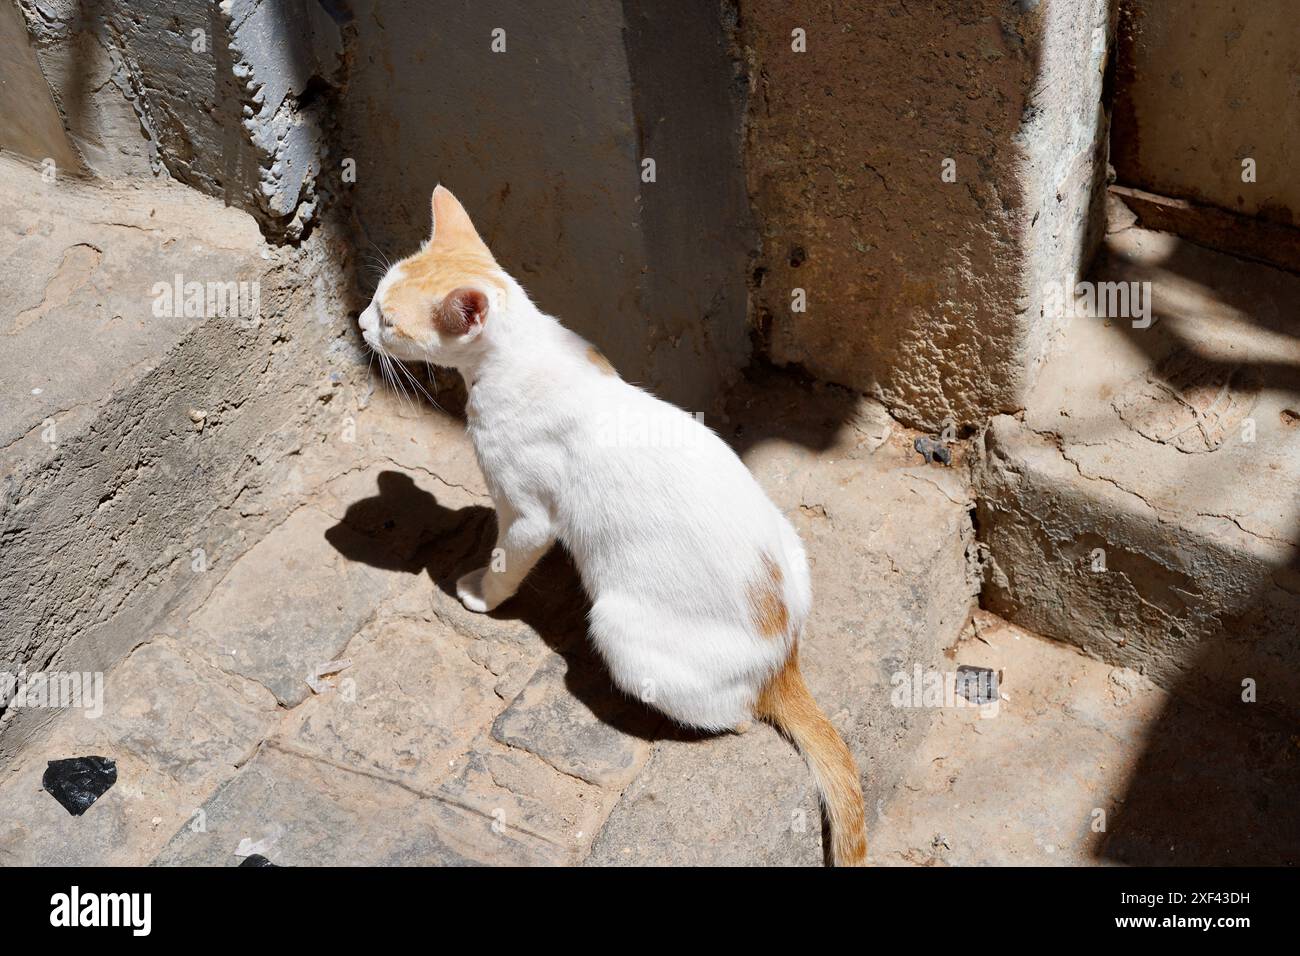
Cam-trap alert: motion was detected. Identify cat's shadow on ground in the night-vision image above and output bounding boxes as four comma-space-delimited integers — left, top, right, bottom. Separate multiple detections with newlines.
323, 469, 710, 745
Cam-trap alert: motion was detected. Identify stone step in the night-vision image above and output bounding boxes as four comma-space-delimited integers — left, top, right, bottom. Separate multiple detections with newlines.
0, 153, 315, 761
976, 223, 1300, 727
0, 156, 271, 479
873, 612, 1299, 866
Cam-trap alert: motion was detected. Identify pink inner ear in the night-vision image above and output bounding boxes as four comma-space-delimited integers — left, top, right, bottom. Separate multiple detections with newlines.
437, 287, 488, 336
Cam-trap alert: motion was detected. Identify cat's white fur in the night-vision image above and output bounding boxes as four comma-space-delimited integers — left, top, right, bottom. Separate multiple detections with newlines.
362, 249, 808, 732
359, 187, 866, 864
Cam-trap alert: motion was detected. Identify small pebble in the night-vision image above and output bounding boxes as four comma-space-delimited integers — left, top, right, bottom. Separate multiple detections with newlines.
914, 436, 952, 466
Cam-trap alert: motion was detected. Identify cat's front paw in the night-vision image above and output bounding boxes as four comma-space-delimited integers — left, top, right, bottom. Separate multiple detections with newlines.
456, 567, 504, 613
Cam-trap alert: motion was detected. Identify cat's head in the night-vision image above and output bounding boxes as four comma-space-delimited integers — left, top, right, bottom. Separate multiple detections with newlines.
359, 186, 506, 367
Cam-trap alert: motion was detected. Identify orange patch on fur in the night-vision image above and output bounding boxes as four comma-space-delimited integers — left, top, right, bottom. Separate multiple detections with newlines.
586, 346, 616, 375
380, 246, 504, 335
379, 187, 505, 338
400, 246, 504, 295
747, 552, 789, 640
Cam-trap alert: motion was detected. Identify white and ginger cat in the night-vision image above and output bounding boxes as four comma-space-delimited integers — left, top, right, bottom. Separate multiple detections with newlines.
360, 187, 867, 866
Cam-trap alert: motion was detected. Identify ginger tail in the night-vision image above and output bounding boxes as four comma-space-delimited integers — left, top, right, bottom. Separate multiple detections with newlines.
755, 648, 867, 866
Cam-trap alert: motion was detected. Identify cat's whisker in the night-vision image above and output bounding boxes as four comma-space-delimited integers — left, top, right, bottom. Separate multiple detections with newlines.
361, 255, 389, 285
381, 352, 417, 413
366, 235, 387, 261
392, 358, 441, 411
373, 350, 392, 396
365, 237, 394, 274
376, 352, 396, 398
369, 363, 441, 420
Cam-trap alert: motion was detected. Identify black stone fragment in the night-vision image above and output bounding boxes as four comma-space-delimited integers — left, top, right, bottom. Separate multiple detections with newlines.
42, 756, 117, 816
239, 854, 278, 867
955, 665, 999, 705
914, 436, 952, 466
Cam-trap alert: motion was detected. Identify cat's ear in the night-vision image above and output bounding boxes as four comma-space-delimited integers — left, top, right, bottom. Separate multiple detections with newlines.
430, 185, 484, 248
435, 287, 488, 339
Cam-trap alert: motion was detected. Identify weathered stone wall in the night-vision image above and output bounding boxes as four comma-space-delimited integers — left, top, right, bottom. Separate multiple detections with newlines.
340, 0, 754, 413
5, 0, 756, 411
737, 0, 1110, 430
9, 0, 345, 240
0, 0, 83, 172
1113, 0, 1300, 229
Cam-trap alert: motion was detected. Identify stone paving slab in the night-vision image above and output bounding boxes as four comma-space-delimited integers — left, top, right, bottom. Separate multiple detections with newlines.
276, 617, 509, 794
437, 733, 620, 865
490, 651, 654, 789
152, 745, 569, 866
0, 638, 279, 865
186, 505, 398, 707
87, 639, 279, 785
587, 724, 824, 866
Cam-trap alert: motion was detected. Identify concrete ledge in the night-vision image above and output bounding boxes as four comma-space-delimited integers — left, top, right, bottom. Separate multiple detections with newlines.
1111, 185, 1300, 276
975, 227, 1300, 726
